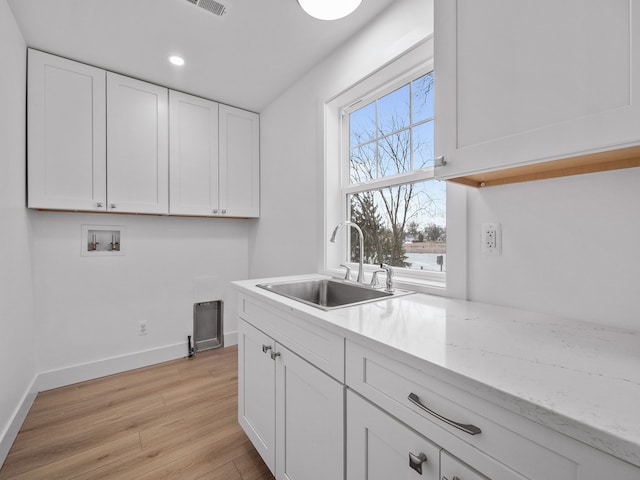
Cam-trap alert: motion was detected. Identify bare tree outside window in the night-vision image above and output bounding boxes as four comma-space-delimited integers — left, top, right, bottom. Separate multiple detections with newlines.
347, 72, 446, 272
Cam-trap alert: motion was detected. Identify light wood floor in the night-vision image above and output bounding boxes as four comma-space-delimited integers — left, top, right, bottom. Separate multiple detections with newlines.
0, 345, 275, 480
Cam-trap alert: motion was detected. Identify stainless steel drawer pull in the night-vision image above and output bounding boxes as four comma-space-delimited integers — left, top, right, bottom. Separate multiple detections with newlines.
409, 452, 427, 474
262, 344, 272, 354
408, 393, 481, 436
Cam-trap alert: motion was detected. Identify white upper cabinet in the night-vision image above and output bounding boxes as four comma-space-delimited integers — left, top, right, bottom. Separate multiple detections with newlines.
435, 0, 640, 179
28, 50, 107, 211
219, 105, 260, 218
169, 91, 220, 216
27, 51, 259, 217
107, 73, 169, 214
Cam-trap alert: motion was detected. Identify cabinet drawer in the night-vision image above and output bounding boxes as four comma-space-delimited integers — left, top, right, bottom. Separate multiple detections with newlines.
346, 340, 573, 480
347, 390, 441, 480
239, 294, 344, 381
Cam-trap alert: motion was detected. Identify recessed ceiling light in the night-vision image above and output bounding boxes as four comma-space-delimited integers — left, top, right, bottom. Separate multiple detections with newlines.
297, 0, 362, 20
169, 56, 185, 66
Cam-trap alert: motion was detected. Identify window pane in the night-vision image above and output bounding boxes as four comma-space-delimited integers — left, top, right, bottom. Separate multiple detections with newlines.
378, 84, 410, 135
350, 141, 377, 183
378, 130, 410, 177
349, 180, 446, 272
349, 101, 376, 146
412, 72, 434, 123
412, 120, 434, 169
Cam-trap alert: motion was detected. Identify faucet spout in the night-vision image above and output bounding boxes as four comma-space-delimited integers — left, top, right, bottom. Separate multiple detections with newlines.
330, 221, 365, 283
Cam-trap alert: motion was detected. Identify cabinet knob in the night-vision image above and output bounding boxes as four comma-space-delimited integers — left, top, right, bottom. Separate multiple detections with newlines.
270, 351, 281, 360
213, 209, 218, 214
110, 203, 117, 209
221, 209, 227, 214
96, 202, 103, 208
262, 344, 272, 354
409, 452, 427, 475
442, 477, 460, 480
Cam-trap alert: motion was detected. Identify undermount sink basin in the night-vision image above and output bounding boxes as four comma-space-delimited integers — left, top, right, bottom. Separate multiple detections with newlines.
257, 278, 412, 311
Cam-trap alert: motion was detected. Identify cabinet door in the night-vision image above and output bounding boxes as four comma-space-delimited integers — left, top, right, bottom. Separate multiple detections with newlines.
169, 91, 219, 216
275, 344, 344, 480
347, 390, 440, 480
107, 72, 168, 214
219, 105, 259, 218
238, 319, 276, 473
441, 451, 488, 480
27, 50, 106, 211
435, 0, 640, 179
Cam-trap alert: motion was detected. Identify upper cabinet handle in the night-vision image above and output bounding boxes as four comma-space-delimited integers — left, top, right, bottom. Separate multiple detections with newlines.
96, 202, 103, 208
408, 393, 481, 436
110, 203, 117, 209
434, 156, 446, 167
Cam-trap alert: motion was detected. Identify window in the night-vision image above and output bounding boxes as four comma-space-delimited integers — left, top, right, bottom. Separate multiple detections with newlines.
342, 70, 447, 275
324, 39, 466, 298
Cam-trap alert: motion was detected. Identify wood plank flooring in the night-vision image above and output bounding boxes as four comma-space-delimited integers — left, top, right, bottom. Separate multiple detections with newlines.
0, 345, 275, 480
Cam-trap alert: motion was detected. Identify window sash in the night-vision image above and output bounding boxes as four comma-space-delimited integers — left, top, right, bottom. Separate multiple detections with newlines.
339, 68, 443, 277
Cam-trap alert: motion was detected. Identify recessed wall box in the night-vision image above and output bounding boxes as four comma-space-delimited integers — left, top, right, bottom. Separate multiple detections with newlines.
81, 225, 126, 256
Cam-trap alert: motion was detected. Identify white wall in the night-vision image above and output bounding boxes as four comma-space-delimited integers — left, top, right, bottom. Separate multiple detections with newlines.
249, 0, 433, 279
467, 168, 640, 330
32, 212, 251, 388
0, 0, 37, 463
252, 0, 640, 332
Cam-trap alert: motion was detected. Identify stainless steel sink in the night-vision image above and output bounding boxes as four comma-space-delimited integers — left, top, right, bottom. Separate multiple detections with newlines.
257, 278, 412, 311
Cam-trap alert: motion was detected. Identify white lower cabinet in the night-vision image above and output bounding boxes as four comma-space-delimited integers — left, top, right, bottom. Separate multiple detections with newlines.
237, 291, 639, 480
346, 339, 640, 480
238, 317, 344, 480
347, 390, 440, 479
238, 318, 276, 471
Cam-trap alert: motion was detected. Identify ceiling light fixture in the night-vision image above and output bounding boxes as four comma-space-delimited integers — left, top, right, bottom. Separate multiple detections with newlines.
169, 56, 185, 66
297, 0, 363, 20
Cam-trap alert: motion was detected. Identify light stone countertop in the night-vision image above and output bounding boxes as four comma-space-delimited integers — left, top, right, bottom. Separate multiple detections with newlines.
233, 274, 640, 469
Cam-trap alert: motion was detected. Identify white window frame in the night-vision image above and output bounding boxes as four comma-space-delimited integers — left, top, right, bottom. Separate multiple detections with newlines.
321, 38, 467, 299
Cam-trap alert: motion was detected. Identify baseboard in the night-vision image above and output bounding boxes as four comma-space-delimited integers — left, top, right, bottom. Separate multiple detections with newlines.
35, 342, 189, 392
35, 334, 238, 392
224, 330, 238, 347
0, 376, 37, 467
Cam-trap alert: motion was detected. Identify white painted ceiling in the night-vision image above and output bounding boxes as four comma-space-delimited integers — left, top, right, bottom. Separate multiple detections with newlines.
8, 0, 398, 112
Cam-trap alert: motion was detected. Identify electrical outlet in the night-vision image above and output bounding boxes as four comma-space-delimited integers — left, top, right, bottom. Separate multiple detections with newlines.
481, 223, 502, 256
138, 320, 148, 336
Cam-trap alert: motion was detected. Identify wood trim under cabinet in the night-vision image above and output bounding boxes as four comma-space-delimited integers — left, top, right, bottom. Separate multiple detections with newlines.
447, 145, 640, 188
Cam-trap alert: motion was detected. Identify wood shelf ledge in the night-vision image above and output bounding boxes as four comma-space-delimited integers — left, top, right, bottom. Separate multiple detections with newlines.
447, 145, 640, 188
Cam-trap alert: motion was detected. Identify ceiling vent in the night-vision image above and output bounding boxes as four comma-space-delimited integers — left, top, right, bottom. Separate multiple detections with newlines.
185, 0, 229, 18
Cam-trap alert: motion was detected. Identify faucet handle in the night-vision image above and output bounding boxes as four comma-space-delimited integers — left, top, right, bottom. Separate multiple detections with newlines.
370, 269, 385, 288
380, 264, 394, 293
339, 264, 352, 281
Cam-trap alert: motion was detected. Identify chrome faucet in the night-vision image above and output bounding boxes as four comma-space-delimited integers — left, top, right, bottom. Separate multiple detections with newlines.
330, 221, 364, 283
